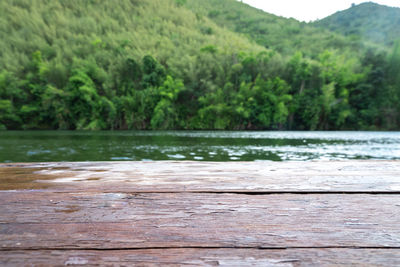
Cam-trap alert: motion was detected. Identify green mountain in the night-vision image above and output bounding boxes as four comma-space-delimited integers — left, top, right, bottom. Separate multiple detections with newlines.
0, 0, 263, 73
313, 2, 400, 47
0, 0, 399, 131
185, 0, 372, 57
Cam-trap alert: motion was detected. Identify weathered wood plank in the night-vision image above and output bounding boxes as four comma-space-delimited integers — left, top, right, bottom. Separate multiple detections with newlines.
1, 161, 400, 265
1, 161, 399, 192
1, 193, 400, 249
1, 248, 400, 266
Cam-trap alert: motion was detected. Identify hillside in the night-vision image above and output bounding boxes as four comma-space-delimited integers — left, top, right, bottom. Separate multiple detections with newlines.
0, 0, 263, 73
185, 0, 372, 57
313, 2, 400, 47
0, 0, 399, 131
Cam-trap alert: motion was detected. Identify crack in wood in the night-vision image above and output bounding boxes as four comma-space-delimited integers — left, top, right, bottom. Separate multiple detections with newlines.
2, 246, 400, 251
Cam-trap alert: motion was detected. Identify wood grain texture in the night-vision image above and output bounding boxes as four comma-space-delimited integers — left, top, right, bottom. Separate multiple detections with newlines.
1, 249, 400, 266
1, 161, 400, 266
1, 193, 400, 249
1, 161, 400, 192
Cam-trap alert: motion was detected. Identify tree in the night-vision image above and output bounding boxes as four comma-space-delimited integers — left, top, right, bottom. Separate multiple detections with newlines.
151, 76, 185, 129
142, 55, 166, 89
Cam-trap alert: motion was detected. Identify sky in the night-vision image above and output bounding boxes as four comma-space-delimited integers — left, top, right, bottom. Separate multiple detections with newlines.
241, 0, 400, 22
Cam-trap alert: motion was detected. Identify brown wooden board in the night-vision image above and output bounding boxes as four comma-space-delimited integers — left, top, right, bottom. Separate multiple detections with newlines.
1, 161, 400, 192
1, 193, 400, 249
1, 161, 400, 265
1, 248, 400, 266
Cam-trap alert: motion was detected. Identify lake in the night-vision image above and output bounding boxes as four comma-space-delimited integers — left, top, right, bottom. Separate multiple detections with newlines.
0, 131, 399, 162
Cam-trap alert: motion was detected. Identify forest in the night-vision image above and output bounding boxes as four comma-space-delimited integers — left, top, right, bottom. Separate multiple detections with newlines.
0, 0, 399, 130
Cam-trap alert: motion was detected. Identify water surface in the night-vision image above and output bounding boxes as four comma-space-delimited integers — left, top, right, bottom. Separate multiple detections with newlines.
0, 131, 399, 162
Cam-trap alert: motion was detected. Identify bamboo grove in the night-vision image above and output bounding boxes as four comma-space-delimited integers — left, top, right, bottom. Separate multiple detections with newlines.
0, 0, 399, 130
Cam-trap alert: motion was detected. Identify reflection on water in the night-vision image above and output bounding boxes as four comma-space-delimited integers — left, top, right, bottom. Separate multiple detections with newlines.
0, 131, 399, 162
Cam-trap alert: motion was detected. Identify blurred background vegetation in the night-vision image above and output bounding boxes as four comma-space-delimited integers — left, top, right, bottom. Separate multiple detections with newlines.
0, 0, 399, 130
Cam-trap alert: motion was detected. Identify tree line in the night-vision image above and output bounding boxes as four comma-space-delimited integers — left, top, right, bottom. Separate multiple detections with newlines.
1, 42, 399, 130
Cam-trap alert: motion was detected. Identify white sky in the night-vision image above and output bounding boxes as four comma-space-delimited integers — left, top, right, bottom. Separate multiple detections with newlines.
241, 0, 400, 22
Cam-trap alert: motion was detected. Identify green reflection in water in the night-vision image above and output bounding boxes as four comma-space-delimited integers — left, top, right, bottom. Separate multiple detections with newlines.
0, 131, 399, 162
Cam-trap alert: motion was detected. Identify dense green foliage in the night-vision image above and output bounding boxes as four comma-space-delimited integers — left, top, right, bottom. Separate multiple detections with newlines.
314, 2, 400, 47
185, 0, 372, 58
0, 0, 399, 130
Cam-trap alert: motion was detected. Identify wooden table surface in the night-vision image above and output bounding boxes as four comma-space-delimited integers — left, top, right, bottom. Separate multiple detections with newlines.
0, 161, 400, 266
